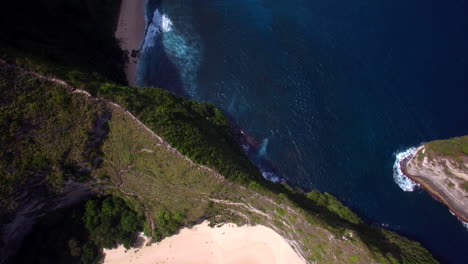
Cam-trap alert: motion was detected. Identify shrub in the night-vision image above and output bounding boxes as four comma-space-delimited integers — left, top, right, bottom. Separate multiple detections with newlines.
84, 196, 144, 249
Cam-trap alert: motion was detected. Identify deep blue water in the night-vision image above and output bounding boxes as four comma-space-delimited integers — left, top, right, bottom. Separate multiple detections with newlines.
137, 0, 468, 263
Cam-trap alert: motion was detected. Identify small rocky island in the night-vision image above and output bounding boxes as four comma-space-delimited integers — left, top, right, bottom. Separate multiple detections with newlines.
401, 136, 468, 222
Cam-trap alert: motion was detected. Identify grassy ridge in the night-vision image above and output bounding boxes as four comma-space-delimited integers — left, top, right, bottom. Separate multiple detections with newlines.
0, 62, 438, 264
425, 135, 468, 158
98, 83, 264, 184
0, 65, 105, 201
94, 82, 437, 264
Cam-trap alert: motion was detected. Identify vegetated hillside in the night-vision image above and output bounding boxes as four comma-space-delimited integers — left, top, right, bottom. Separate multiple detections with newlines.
425, 136, 468, 161
9, 196, 143, 264
0, 61, 438, 264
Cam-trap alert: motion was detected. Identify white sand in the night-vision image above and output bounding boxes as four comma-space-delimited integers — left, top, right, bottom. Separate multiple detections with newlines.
115, 0, 146, 86
103, 221, 305, 264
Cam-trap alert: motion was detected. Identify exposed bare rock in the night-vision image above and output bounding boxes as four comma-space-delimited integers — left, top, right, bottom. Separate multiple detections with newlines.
402, 144, 468, 222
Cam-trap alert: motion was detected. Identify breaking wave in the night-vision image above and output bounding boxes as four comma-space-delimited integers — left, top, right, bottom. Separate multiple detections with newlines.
260, 168, 280, 182
139, 7, 201, 98
142, 9, 173, 52
393, 147, 419, 192
162, 19, 201, 98
449, 211, 468, 229
142, 9, 162, 51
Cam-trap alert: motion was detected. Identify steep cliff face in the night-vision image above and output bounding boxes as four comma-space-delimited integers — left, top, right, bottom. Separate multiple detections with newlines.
0, 181, 92, 263
0, 60, 439, 264
403, 137, 468, 222
0, 61, 109, 263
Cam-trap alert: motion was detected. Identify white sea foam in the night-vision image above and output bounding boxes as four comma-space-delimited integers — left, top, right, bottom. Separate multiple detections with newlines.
393, 147, 419, 192
261, 170, 280, 183
142, 9, 161, 51
449, 211, 468, 229
462, 221, 468, 229
162, 14, 201, 98
139, 8, 201, 97
161, 14, 173, 32
141, 9, 174, 52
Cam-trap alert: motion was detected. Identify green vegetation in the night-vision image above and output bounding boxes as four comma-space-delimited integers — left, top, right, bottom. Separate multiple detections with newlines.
97, 83, 264, 185
384, 231, 440, 264
306, 190, 361, 225
0, 1, 440, 263
275, 207, 286, 217
11, 196, 143, 264
153, 210, 185, 241
0, 66, 104, 201
461, 181, 468, 193
9, 203, 101, 264
426, 135, 468, 158
349, 256, 361, 263
96, 98, 437, 263
1, 56, 439, 264
84, 196, 144, 249
0, 64, 439, 263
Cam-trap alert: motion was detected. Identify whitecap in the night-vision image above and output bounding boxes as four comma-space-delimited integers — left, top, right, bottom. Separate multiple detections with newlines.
161, 13, 173, 32
261, 170, 280, 183
462, 221, 468, 230
142, 10, 161, 51
449, 210, 468, 229
392, 147, 419, 192
162, 16, 201, 98
141, 9, 174, 52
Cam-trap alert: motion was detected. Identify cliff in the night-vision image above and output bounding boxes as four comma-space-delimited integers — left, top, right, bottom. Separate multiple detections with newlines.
0, 1, 439, 263
402, 137, 468, 222
0, 58, 438, 264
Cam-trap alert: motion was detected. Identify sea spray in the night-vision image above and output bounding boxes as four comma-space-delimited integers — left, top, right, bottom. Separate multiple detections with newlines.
238, 131, 282, 182
463, 221, 468, 230
393, 147, 419, 192
142, 9, 161, 52
261, 169, 280, 182
161, 13, 201, 99
450, 211, 468, 230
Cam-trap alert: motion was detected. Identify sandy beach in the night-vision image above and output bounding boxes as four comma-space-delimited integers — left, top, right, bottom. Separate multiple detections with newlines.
115, 0, 146, 86
103, 221, 305, 264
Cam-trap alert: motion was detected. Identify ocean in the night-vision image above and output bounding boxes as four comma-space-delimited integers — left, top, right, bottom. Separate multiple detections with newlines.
137, 0, 468, 262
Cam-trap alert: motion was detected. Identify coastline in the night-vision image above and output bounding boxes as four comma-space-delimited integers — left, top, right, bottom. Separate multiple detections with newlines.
400, 157, 468, 223
115, 0, 146, 86
103, 221, 305, 264
0, 55, 440, 264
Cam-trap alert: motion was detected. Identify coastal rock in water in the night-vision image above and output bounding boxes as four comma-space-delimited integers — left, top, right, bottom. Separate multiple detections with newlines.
401, 136, 468, 223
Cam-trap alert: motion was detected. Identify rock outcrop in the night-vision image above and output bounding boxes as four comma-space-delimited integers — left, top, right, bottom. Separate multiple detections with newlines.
402, 139, 468, 222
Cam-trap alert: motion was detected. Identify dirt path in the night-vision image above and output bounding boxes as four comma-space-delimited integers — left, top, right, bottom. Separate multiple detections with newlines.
0, 58, 224, 181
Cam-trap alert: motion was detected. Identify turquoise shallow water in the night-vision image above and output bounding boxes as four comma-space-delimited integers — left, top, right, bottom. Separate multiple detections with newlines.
138, 0, 468, 262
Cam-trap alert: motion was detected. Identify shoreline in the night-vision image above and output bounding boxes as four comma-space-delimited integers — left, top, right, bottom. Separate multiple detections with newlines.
115, 0, 146, 86
400, 157, 468, 223
103, 221, 305, 264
